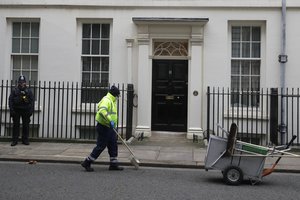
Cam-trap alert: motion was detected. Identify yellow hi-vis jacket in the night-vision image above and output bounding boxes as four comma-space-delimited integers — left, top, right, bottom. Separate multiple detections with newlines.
95, 92, 118, 128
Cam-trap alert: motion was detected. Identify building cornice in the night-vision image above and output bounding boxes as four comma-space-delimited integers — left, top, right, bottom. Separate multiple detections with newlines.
1, 0, 300, 9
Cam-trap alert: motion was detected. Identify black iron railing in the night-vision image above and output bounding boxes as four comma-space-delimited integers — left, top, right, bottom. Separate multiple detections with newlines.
206, 87, 299, 146
0, 80, 134, 141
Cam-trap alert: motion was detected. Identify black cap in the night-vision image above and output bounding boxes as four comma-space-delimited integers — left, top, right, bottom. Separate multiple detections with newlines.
18, 75, 26, 83
109, 85, 120, 97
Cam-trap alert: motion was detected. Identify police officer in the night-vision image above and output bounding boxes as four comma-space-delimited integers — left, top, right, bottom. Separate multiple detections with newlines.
81, 85, 124, 171
9, 75, 34, 146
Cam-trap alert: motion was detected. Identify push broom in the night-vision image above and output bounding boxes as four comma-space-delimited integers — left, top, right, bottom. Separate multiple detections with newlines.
113, 128, 140, 169
262, 135, 297, 177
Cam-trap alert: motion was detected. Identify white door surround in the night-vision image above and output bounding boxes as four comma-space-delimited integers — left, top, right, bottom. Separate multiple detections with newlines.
131, 17, 208, 138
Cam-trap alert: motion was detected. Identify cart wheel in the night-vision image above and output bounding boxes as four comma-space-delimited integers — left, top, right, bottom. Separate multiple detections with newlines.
223, 166, 243, 185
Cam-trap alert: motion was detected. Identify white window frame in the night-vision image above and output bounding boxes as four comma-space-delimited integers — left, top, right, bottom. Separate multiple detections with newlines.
77, 19, 112, 104
81, 23, 110, 85
229, 21, 266, 109
10, 19, 40, 84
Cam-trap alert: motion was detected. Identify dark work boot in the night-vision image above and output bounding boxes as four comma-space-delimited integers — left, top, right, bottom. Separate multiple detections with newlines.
22, 140, 30, 145
81, 159, 94, 172
109, 165, 124, 171
11, 141, 18, 146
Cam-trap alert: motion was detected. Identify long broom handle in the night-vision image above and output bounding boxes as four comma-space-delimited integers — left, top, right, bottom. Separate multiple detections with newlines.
113, 128, 136, 157
273, 135, 297, 165
262, 135, 297, 177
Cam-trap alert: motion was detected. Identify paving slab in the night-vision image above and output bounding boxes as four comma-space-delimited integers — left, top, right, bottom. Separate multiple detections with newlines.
0, 132, 300, 172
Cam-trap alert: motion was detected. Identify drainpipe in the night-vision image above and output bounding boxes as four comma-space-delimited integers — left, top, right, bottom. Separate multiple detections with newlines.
278, 0, 287, 144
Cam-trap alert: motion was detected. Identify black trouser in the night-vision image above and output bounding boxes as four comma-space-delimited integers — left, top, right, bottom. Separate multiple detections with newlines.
12, 110, 31, 142
89, 123, 118, 166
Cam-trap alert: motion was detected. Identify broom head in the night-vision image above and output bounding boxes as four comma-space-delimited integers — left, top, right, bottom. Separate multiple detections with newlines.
130, 156, 140, 170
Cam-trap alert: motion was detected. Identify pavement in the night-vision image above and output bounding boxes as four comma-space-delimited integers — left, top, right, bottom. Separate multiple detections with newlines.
0, 132, 300, 173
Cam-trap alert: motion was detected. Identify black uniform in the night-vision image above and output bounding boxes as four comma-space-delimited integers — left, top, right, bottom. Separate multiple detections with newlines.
9, 78, 34, 146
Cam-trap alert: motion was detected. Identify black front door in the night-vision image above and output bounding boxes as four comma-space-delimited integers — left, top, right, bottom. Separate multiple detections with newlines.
152, 60, 188, 132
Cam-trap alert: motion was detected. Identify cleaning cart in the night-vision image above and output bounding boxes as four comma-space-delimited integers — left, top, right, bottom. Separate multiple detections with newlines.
204, 123, 299, 185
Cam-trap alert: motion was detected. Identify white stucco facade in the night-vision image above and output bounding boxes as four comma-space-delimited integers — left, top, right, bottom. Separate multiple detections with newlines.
1, 0, 300, 139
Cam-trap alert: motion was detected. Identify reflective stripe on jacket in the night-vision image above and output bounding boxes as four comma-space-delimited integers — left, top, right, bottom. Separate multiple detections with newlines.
95, 92, 118, 127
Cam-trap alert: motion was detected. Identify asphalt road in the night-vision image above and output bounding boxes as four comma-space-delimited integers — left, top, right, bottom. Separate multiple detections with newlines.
0, 161, 299, 200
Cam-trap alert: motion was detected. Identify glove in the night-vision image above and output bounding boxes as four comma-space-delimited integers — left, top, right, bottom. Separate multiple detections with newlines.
110, 121, 115, 128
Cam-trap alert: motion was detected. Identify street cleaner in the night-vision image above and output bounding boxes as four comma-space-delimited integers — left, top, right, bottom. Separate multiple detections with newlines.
81, 85, 124, 172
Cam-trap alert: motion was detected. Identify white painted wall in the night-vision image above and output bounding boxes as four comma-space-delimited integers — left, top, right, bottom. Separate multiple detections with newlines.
1, 1, 300, 85
1, 0, 300, 137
